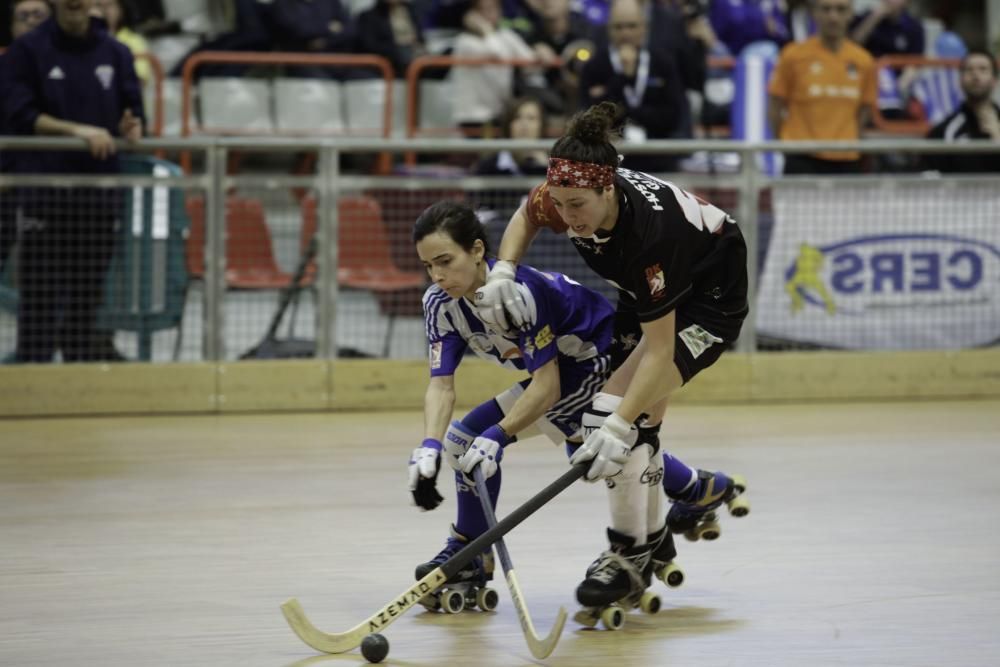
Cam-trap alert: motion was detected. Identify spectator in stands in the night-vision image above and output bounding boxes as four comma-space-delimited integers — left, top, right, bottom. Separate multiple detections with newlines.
1, 0, 52, 273
580, 0, 688, 172
924, 49, 1000, 173
850, 0, 923, 120
645, 0, 714, 133
709, 0, 789, 56
272, 0, 354, 78
516, 0, 598, 116
474, 96, 550, 175
450, 0, 537, 133
849, 0, 923, 60
169, 0, 273, 77
96, 0, 151, 85
472, 95, 550, 223
430, 0, 534, 33
356, 0, 426, 78
767, 0, 877, 174
2, 0, 143, 362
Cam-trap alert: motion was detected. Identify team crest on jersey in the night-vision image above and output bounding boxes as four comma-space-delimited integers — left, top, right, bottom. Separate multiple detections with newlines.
95, 65, 114, 90
429, 341, 442, 370
645, 264, 666, 300
533, 325, 554, 350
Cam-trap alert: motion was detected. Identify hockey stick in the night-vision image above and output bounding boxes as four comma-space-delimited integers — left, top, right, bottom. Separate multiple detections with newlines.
281, 463, 586, 654
472, 467, 567, 659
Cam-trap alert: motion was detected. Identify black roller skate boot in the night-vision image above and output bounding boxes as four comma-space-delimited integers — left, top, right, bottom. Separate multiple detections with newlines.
573, 528, 662, 630
666, 470, 750, 541
415, 525, 498, 613
647, 522, 685, 588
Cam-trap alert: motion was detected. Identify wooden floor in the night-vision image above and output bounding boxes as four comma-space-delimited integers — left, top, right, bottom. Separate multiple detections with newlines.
1, 400, 998, 666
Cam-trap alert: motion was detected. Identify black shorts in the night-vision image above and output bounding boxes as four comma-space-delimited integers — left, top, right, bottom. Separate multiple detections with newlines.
611, 279, 748, 384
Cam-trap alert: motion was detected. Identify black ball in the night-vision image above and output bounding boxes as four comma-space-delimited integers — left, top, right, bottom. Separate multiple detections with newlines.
361, 633, 390, 663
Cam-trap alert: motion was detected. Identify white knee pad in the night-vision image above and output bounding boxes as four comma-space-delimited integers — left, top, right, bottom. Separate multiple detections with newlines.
443, 420, 477, 472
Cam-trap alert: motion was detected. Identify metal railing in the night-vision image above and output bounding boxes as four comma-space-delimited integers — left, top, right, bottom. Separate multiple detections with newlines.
1, 136, 997, 363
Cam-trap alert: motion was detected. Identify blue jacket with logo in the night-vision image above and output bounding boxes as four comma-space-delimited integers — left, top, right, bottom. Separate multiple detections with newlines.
2, 16, 144, 176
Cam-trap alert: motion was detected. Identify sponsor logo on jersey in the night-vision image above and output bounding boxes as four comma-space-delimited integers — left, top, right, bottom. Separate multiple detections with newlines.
645, 264, 666, 300
533, 324, 554, 350
617, 168, 665, 211
429, 341, 442, 369
783, 234, 1000, 316
95, 64, 114, 90
678, 324, 723, 359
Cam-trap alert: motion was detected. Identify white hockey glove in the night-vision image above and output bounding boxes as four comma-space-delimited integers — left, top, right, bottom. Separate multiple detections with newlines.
474, 260, 537, 332
408, 438, 444, 510
459, 425, 511, 480
570, 412, 633, 482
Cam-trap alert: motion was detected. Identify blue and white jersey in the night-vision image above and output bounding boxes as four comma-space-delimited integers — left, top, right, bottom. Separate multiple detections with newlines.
423, 259, 614, 377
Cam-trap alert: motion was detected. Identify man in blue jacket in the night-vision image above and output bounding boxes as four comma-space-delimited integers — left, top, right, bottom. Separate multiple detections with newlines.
2, 0, 143, 363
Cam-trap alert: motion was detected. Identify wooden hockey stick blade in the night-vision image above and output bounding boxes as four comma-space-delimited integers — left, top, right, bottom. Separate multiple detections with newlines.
281, 463, 586, 654
473, 466, 567, 659
505, 569, 567, 659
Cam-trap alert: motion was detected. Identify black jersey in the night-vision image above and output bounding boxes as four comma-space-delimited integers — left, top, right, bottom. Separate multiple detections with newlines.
524, 169, 748, 323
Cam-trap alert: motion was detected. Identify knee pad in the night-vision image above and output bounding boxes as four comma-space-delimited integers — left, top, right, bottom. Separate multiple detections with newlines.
443, 420, 478, 472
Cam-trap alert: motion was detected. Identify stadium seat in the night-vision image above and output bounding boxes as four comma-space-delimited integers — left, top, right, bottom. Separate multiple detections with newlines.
185, 196, 292, 290
418, 79, 458, 134
274, 78, 346, 133
300, 195, 426, 356
198, 77, 273, 132
343, 79, 391, 135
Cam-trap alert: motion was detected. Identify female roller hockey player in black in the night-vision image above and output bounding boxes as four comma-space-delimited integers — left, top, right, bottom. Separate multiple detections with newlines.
473, 102, 751, 626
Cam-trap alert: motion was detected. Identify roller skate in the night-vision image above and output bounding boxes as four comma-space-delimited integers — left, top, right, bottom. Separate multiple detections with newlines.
647, 523, 685, 589
414, 525, 499, 614
666, 470, 750, 542
573, 528, 662, 631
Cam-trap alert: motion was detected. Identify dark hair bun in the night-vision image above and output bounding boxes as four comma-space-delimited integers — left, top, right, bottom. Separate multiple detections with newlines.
566, 102, 621, 145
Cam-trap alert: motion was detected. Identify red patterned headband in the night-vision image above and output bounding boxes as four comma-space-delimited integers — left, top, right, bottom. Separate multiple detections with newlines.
546, 158, 615, 189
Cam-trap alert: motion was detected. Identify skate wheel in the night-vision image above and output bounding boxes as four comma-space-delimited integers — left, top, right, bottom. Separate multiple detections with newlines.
573, 609, 599, 628
476, 587, 499, 612
440, 588, 465, 614
600, 605, 625, 631
728, 494, 750, 517
639, 591, 661, 614
683, 527, 700, 542
698, 520, 722, 541
730, 474, 747, 493
657, 561, 685, 588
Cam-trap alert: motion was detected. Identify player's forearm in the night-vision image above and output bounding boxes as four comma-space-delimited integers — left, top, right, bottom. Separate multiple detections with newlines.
615, 344, 679, 423
498, 360, 560, 436
497, 207, 541, 265
423, 378, 456, 440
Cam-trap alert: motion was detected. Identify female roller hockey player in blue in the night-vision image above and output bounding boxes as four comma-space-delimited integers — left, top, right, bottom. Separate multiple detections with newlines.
473, 102, 751, 627
407, 200, 617, 613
